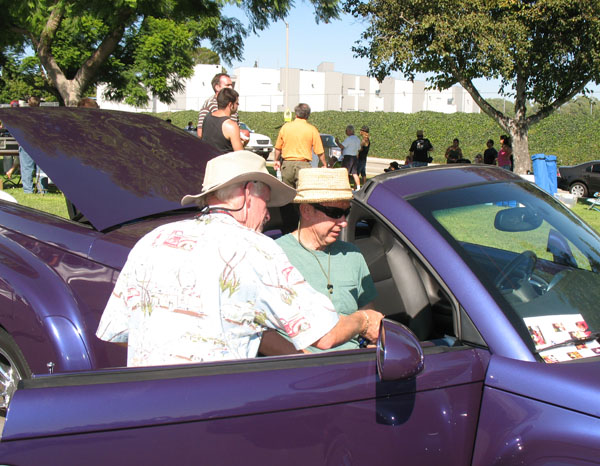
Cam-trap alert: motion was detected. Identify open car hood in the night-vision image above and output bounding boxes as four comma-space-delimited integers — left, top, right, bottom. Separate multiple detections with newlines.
0, 107, 219, 231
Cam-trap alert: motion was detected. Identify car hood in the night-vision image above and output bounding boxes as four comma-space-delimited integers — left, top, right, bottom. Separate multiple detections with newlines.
0, 108, 219, 231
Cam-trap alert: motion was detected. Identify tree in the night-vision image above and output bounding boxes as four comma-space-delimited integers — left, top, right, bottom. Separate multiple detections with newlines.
0, 0, 340, 107
345, 0, 600, 173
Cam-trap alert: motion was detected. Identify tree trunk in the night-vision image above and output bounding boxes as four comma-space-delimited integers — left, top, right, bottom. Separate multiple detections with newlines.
508, 121, 531, 174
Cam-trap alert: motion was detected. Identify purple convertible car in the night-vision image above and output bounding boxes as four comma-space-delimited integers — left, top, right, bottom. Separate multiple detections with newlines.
0, 108, 599, 465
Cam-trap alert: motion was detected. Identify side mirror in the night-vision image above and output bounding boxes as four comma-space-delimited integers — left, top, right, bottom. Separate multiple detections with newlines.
494, 206, 543, 232
376, 320, 424, 381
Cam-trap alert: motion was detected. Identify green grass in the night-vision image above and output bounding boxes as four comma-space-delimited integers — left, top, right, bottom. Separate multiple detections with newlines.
5, 180, 600, 238
2, 185, 69, 218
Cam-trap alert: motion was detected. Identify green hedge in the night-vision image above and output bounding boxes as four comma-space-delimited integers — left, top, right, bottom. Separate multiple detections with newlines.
158, 109, 600, 166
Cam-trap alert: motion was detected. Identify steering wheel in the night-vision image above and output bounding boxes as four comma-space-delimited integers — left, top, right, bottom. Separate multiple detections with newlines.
495, 250, 538, 291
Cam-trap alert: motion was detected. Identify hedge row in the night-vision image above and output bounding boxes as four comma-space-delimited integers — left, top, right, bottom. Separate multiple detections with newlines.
160, 109, 600, 166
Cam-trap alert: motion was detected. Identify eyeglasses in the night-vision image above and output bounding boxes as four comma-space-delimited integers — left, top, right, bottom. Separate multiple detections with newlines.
310, 203, 351, 219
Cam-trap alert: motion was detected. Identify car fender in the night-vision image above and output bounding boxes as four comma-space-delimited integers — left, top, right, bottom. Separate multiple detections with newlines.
473, 385, 600, 465
0, 235, 94, 374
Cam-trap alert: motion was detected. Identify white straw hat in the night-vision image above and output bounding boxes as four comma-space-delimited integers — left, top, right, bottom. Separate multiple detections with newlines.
181, 150, 296, 207
293, 168, 353, 203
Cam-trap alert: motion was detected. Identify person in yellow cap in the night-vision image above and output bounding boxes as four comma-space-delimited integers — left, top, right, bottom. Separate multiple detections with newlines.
275, 167, 382, 352
97, 151, 382, 366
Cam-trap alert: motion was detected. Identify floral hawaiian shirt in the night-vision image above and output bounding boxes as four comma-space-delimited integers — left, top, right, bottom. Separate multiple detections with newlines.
96, 213, 339, 367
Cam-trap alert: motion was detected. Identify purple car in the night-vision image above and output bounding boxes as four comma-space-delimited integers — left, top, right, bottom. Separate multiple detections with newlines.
0, 108, 600, 465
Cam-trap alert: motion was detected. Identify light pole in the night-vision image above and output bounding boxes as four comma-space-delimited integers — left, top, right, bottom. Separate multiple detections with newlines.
283, 20, 291, 121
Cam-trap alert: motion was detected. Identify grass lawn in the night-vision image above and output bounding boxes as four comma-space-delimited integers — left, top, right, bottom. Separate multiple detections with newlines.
4, 181, 600, 236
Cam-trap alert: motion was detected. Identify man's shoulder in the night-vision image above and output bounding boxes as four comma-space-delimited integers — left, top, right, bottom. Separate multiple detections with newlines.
200, 95, 217, 110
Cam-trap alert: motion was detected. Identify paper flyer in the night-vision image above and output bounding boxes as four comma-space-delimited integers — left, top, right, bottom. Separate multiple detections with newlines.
523, 314, 600, 363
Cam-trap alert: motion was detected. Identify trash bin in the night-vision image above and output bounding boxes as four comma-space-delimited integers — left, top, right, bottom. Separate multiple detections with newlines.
531, 153, 550, 193
545, 155, 557, 195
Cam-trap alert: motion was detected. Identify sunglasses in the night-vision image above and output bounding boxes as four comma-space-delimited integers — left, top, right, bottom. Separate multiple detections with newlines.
310, 203, 351, 219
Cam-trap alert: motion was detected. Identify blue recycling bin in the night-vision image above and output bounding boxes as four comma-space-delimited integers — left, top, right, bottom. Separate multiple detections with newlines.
531, 153, 551, 193
545, 155, 557, 195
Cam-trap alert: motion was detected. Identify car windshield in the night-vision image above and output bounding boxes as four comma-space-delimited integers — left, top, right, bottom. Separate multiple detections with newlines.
410, 180, 600, 363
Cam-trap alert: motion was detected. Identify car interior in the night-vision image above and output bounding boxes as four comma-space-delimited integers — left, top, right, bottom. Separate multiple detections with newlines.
266, 202, 484, 351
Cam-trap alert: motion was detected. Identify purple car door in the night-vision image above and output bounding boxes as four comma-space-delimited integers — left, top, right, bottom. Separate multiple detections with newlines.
0, 326, 488, 466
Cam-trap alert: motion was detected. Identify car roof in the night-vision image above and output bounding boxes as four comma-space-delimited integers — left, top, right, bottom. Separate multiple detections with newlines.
0, 107, 220, 231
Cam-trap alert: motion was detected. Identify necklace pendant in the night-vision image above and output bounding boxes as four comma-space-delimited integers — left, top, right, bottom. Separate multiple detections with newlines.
327, 284, 333, 294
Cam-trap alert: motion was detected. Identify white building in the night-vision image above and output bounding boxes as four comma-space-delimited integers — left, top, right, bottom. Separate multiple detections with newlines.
97, 62, 479, 115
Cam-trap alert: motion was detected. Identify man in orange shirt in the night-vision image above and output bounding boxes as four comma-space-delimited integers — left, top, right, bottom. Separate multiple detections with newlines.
273, 103, 327, 188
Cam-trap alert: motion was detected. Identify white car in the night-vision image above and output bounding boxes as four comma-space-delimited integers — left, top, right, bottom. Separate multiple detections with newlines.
239, 122, 273, 159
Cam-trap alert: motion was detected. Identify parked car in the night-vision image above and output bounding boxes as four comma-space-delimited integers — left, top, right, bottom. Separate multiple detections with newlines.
238, 122, 273, 159
0, 107, 219, 412
1, 111, 600, 464
312, 133, 342, 167
557, 160, 600, 197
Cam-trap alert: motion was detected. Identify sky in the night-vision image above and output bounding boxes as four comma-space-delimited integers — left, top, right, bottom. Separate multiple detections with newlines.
223, 3, 599, 101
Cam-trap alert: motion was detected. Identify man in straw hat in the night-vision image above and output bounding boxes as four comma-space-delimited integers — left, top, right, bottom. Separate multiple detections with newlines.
97, 151, 382, 366
275, 168, 382, 351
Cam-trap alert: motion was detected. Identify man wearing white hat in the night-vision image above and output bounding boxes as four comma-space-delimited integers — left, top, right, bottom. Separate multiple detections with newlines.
276, 167, 380, 351
97, 151, 382, 366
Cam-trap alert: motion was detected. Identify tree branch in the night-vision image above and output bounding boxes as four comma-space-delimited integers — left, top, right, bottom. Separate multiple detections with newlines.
527, 79, 591, 127
450, 63, 510, 133
36, 1, 67, 93
73, 7, 135, 96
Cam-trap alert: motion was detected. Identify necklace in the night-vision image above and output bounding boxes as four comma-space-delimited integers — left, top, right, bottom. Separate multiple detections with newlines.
295, 231, 333, 295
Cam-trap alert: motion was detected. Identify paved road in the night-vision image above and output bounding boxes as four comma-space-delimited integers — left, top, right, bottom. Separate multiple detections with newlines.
266, 152, 400, 176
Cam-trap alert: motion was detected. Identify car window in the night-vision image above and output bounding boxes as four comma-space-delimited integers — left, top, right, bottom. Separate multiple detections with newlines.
592, 164, 600, 174
410, 180, 600, 362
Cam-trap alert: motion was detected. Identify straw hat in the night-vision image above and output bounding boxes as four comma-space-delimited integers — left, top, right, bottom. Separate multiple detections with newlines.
181, 150, 296, 207
293, 168, 353, 203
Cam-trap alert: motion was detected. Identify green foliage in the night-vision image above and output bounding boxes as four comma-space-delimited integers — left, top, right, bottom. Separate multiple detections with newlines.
156, 107, 600, 167
0, 0, 342, 106
192, 47, 220, 65
0, 50, 56, 103
344, 0, 600, 172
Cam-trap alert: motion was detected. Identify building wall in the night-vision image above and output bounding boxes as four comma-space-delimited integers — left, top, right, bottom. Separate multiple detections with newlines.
96, 62, 480, 115
235, 67, 282, 112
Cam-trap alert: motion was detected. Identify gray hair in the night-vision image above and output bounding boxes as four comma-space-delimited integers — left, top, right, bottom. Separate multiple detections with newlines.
346, 125, 354, 134
213, 181, 268, 203
295, 103, 311, 119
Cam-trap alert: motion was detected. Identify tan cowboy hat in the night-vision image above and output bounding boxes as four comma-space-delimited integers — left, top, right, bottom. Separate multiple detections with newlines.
181, 150, 296, 207
293, 168, 353, 203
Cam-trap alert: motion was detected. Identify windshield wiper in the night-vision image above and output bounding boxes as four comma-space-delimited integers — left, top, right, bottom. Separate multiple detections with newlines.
534, 331, 600, 354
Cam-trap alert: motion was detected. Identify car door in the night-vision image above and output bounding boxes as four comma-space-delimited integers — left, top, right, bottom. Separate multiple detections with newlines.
586, 163, 600, 194
0, 326, 488, 466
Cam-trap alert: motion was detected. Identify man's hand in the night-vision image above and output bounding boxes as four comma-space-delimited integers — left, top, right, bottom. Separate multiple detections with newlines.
359, 309, 384, 342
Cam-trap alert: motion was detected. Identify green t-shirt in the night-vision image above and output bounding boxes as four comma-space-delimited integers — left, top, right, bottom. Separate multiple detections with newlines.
276, 233, 377, 351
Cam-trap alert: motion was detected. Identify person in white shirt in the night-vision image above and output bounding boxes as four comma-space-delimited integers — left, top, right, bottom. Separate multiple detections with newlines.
96, 150, 383, 367
336, 125, 362, 189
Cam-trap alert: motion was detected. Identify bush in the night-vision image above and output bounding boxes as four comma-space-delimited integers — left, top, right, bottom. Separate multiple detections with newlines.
156, 109, 600, 166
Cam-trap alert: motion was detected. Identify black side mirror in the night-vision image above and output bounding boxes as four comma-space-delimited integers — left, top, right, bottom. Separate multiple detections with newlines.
495, 206, 543, 232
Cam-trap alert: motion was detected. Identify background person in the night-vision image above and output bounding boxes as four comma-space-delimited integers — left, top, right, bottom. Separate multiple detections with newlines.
273, 103, 326, 189
200, 88, 243, 154
276, 168, 381, 352
336, 125, 362, 190
77, 97, 99, 108
197, 73, 238, 139
96, 151, 382, 366
357, 125, 371, 186
445, 138, 463, 163
483, 139, 498, 165
498, 135, 512, 170
409, 129, 434, 167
